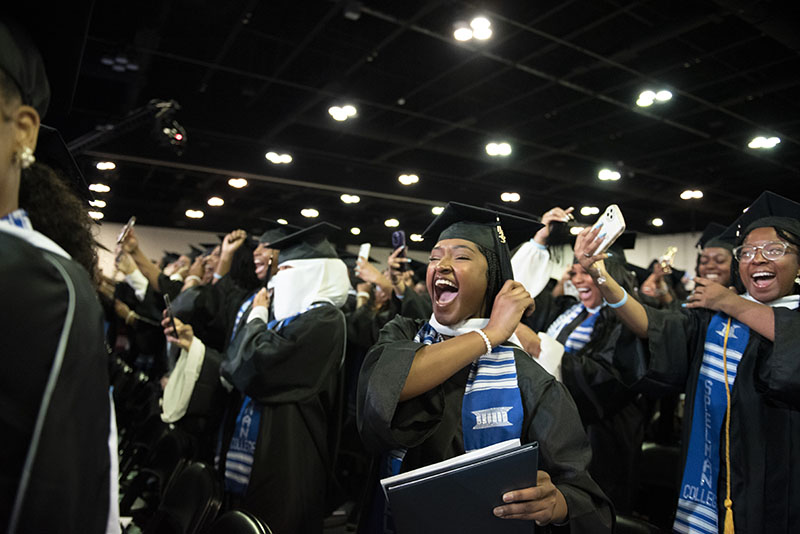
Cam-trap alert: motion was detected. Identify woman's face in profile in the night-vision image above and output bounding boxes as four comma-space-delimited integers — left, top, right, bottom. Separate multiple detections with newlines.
427, 238, 489, 325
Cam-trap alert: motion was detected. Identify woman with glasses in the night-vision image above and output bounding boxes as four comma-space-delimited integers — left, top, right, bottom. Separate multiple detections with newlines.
572, 192, 800, 534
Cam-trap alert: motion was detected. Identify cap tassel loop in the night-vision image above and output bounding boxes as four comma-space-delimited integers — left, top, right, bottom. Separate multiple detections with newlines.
722, 317, 735, 534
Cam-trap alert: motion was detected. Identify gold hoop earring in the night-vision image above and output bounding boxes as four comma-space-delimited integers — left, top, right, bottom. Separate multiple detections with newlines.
19, 146, 35, 169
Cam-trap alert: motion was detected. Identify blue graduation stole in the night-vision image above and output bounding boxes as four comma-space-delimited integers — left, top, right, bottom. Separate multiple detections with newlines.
563, 311, 600, 353
673, 313, 749, 534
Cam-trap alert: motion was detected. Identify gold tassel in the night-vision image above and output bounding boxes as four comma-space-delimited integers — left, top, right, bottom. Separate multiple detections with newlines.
724, 498, 735, 533
722, 318, 735, 534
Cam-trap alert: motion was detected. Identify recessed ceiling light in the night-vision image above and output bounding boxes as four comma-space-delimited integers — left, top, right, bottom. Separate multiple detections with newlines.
580, 206, 599, 216
747, 136, 780, 149
409, 234, 424, 242
301, 208, 319, 218
384, 218, 400, 228
89, 183, 111, 193
207, 196, 224, 207
453, 22, 472, 41
89, 199, 106, 208
398, 174, 419, 185
651, 218, 664, 227
598, 169, 621, 181
569, 226, 585, 236
277, 218, 288, 225
228, 178, 248, 188
431, 206, 445, 215
265, 151, 292, 164
500, 192, 520, 202
96, 161, 116, 170
350, 227, 361, 235
655, 90, 673, 102
185, 209, 204, 219
637, 89, 672, 107
329, 105, 357, 121
680, 190, 703, 200
88, 211, 104, 220
340, 194, 361, 204
486, 142, 512, 156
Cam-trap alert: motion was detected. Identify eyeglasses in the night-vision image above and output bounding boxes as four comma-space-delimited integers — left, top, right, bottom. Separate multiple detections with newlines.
733, 241, 793, 262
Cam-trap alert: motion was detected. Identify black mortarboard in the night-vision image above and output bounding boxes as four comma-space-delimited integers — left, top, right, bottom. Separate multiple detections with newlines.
200, 242, 220, 256
258, 218, 301, 245
422, 202, 543, 283
161, 251, 180, 266
188, 245, 204, 260
718, 191, 800, 244
696, 222, 733, 252
626, 262, 652, 286
269, 222, 341, 263
604, 231, 637, 265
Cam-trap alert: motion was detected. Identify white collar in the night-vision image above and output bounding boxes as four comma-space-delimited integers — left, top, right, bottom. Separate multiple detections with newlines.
428, 315, 522, 348
0, 219, 71, 259
742, 293, 799, 310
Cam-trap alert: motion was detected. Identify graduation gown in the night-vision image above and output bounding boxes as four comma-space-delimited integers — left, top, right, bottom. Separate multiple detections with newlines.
615, 305, 800, 533
216, 302, 347, 533
0, 232, 112, 533
357, 316, 614, 533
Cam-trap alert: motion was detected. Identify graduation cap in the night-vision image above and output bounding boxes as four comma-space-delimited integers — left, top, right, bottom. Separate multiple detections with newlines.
258, 218, 302, 245
422, 202, 543, 283
604, 231, 637, 265
718, 191, 800, 244
161, 251, 180, 267
268, 222, 341, 263
199, 242, 220, 256
626, 262, 652, 286
188, 245, 205, 260
696, 222, 733, 252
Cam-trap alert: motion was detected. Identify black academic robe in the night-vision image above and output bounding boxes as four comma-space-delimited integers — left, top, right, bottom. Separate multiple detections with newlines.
0, 232, 111, 533
357, 316, 614, 533
524, 294, 647, 514
615, 305, 800, 533
207, 302, 346, 534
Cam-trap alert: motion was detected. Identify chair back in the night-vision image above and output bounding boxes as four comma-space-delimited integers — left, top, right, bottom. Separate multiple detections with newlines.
205, 509, 272, 534
144, 461, 221, 534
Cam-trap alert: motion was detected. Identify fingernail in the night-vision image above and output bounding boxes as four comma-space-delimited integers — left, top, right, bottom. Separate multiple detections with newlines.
494, 508, 504, 517
503, 492, 513, 502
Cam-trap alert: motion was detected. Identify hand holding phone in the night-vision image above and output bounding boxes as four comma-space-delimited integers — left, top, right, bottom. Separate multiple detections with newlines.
117, 216, 136, 245
163, 294, 179, 340
590, 205, 626, 256
391, 230, 409, 272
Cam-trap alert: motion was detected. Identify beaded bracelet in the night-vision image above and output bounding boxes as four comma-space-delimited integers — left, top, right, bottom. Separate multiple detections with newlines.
356, 291, 370, 299
474, 329, 493, 355
604, 288, 629, 309
185, 275, 202, 284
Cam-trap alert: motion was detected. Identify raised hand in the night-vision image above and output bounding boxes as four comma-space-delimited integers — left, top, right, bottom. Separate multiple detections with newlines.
484, 280, 534, 346
686, 276, 737, 311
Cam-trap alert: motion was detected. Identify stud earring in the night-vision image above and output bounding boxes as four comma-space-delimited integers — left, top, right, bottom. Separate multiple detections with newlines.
19, 146, 35, 169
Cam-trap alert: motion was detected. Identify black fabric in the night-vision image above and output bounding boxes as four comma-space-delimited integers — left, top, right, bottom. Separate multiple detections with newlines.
268, 222, 341, 262
719, 191, 800, 243
614, 305, 800, 533
0, 232, 111, 533
356, 315, 614, 533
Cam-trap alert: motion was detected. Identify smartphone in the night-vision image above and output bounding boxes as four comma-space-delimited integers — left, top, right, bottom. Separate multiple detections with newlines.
358, 243, 371, 263
117, 216, 136, 244
591, 205, 626, 255
391, 230, 409, 271
163, 293, 178, 339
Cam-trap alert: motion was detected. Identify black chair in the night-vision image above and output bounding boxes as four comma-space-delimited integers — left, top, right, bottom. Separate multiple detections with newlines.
144, 461, 222, 534
616, 514, 666, 534
204, 510, 272, 534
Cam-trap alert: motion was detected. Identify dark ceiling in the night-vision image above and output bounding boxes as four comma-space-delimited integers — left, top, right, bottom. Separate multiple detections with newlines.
43, 0, 800, 248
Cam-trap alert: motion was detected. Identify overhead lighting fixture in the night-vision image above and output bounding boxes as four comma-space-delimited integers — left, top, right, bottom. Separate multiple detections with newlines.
276, 218, 288, 225
651, 217, 664, 227
454, 16, 492, 41
89, 199, 106, 208
598, 169, 621, 181
637, 89, 672, 107
384, 218, 400, 228
228, 178, 248, 188
88, 210, 104, 220
500, 192, 520, 202
398, 174, 419, 185
340, 194, 361, 204
207, 196, 224, 207
185, 209, 204, 219
329, 104, 357, 122
431, 206, 445, 215
301, 208, 319, 218
95, 161, 116, 171
569, 226, 585, 236
89, 183, 111, 193
580, 206, 600, 216
265, 151, 293, 164
410, 233, 424, 242
453, 21, 473, 41
680, 190, 703, 200
486, 142, 512, 156
747, 136, 780, 149
350, 227, 361, 235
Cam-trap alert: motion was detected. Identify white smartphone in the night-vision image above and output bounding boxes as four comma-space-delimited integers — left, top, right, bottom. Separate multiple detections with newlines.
591, 205, 626, 255
358, 243, 371, 262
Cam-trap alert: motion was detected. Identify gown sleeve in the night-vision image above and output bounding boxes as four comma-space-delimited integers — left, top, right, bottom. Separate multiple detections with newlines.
755, 307, 800, 408
511, 240, 552, 298
223, 305, 346, 403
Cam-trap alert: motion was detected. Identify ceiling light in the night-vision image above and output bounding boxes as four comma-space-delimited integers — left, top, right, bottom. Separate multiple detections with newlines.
301, 208, 319, 218
341, 105, 357, 117
431, 206, 445, 215
410, 233, 424, 242
350, 227, 361, 235
472, 27, 492, 40
598, 169, 621, 181
89, 199, 106, 208
340, 194, 361, 204
96, 161, 116, 170
329, 105, 357, 121
277, 218, 288, 225
398, 174, 419, 185
384, 218, 400, 228
651, 218, 664, 227
747, 136, 780, 149
680, 190, 703, 200
228, 178, 248, 188
569, 226, 585, 236
453, 22, 473, 41
655, 90, 673, 102
88, 211, 104, 220
470, 17, 491, 30
500, 192, 520, 202
89, 183, 111, 193
580, 206, 600, 216
637, 89, 672, 107
265, 151, 292, 164
185, 209, 204, 219
486, 141, 511, 156
207, 196, 224, 207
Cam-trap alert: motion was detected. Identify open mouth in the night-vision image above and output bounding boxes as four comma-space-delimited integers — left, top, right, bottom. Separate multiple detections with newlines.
751, 271, 776, 289
705, 272, 719, 280
254, 260, 266, 276
434, 278, 459, 306
577, 287, 592, 297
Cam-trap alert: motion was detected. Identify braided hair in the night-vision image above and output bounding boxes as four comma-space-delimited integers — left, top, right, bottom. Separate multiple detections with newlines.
475, 243, 504, 318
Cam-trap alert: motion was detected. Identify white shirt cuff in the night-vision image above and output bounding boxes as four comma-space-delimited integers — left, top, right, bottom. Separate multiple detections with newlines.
161, 336, 205, 423
247, 305, 270, 324
125, 269, 149, 301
